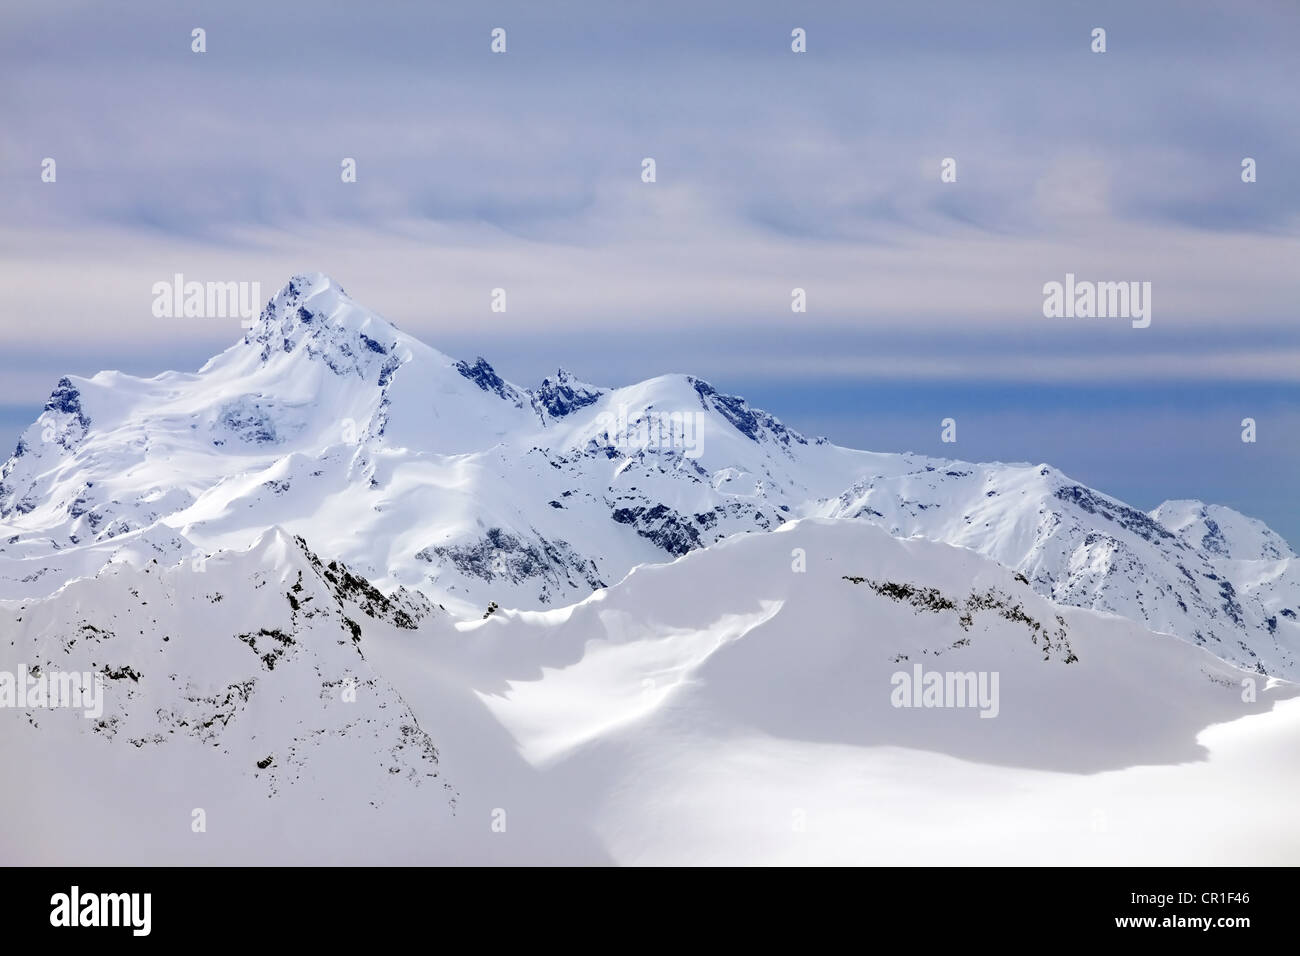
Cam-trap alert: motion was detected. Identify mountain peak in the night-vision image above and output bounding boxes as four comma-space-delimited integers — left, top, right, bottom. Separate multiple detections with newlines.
280, 271, 343, 302
234, 273, 408, 385
1151, 499, 1296, 561
252, 272, 351, 334
531, 368, 603, 419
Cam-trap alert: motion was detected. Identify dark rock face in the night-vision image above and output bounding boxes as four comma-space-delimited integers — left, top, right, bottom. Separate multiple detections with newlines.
46, 378, 90, 423
611, 503, 702, 556
415, 527, 604, 604
1200, 517, 1229, 556
220, 400, 280, 445
842, 576, 1077, 663
688, 377, 806, 448
1054, 485, 1176, 543
455, 357, 524, 407
531, 369, 602, 419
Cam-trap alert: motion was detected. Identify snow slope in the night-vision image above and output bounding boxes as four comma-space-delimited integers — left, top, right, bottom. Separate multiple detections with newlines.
3, 518, 1296, 864
429, 520, 1298, 864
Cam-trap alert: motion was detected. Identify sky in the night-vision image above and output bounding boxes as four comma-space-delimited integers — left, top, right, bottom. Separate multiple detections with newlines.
1, 0, 1297, 540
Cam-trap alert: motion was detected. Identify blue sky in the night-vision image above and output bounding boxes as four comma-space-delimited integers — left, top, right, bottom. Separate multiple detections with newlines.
1, 0, 1297, 540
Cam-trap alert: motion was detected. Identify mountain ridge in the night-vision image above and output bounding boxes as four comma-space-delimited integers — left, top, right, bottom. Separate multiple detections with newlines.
2, 272, 1296, 679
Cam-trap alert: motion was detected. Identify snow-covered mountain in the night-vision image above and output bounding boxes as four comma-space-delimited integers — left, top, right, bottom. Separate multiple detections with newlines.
1, 272, 1295, 678
1153, 499, 1296, 562
3, 272, 1298, 864
1, 529, 454, 857
821, 468, 1300, 676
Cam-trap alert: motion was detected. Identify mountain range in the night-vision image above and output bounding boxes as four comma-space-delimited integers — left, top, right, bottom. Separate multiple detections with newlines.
2, 272, 1297, 864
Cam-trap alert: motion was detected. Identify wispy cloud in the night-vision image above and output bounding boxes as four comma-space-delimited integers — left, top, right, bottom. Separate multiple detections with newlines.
1, 0, 1296, 535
